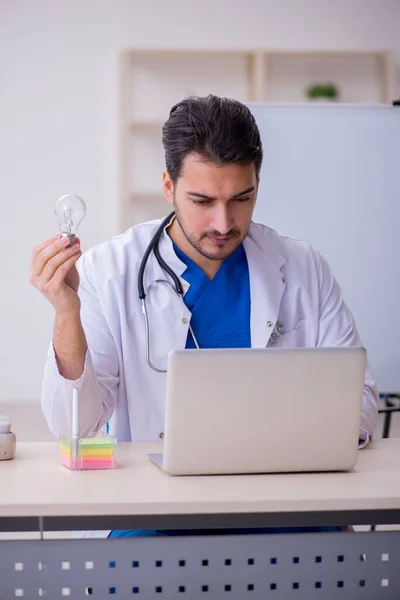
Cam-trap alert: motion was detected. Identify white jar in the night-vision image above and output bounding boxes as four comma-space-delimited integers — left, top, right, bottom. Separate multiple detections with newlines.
0, 416, 16, 460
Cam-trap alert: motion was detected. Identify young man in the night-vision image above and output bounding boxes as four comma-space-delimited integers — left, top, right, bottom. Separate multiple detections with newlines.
32, 94, 378, 448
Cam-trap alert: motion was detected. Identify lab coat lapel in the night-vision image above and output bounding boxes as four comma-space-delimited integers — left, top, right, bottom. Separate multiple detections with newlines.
244, 223, 286, 348
143, 223, 192, 358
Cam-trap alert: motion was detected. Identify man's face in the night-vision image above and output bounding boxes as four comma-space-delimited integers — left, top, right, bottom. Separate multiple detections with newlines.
163, 153, 258, 261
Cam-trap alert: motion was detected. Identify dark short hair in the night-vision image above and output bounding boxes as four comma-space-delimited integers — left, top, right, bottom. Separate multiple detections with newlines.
162, 94, 263, 183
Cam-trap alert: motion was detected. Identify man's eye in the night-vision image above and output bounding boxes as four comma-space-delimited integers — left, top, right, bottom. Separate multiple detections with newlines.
192, 196, 251, 205
192, 199, 211, 205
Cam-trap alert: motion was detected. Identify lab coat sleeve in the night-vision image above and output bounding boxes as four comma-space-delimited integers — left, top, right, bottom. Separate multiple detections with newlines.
41, 254, 119, 439
313, 250, 379, 447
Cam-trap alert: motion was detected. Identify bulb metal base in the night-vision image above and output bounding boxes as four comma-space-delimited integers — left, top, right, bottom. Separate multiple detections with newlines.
61, 232, 76, 246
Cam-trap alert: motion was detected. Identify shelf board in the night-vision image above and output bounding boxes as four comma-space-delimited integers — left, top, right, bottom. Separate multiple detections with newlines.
127, 48, 387, 59
267, 50, 390, 59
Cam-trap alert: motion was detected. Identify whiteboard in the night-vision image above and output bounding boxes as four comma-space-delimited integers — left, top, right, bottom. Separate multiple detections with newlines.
248, 103, 400, 393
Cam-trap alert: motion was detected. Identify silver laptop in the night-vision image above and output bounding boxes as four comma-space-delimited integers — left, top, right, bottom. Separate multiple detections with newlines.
148, 347, 366, 475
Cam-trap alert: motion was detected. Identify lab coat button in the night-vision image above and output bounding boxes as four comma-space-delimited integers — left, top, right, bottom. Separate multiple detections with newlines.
282, 276, 286, 284
182, 317, 188, 324
267, 321, 273, 327
159, 432, 164, 439
182, 282, 189, 290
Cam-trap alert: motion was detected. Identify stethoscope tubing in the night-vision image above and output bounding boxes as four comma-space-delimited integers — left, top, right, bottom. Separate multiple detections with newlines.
139, 211, 199, 372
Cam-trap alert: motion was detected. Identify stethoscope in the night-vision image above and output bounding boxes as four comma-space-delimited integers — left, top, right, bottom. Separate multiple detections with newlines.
138, 211, 200, 373
138, 211, 286, 372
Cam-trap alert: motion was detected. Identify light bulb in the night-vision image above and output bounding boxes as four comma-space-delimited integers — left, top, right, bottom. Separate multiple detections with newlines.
55, 193, 87, 245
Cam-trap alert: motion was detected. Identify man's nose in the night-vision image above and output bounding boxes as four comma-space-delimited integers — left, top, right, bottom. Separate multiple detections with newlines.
210, 206, 233, 235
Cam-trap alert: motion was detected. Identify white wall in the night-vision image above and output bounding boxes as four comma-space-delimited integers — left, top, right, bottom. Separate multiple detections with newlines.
1, 0, 400, 402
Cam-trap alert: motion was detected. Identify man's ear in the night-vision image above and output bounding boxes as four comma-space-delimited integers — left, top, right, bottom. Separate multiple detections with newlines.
162, 171, 174, 205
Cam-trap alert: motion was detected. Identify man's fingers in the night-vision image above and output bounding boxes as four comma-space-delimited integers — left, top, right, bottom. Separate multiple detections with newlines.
44, 253, 81, 295
33, 243, 81, 287
31, 236, 72, 279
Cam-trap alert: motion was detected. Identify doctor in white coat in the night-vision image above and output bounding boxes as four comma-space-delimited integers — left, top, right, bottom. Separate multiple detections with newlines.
31, 94, 378, 448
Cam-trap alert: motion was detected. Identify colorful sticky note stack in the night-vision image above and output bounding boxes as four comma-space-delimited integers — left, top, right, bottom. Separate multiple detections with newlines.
60, 436, 117, 470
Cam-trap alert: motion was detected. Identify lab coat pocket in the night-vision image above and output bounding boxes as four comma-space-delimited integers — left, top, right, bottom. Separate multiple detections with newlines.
267, 319, 308, 348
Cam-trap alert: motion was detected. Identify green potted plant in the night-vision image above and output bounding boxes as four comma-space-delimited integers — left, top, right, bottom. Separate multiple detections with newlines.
305, 82, 339, 102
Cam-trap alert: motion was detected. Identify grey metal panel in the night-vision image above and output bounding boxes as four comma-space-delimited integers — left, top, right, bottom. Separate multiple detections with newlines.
0, 531, 399, 599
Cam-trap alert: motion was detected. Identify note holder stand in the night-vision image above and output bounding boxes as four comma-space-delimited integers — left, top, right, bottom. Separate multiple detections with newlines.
60, 433, 117, 470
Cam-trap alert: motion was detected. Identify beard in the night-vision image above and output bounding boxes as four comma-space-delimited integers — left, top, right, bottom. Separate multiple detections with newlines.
173, 203, 245, 261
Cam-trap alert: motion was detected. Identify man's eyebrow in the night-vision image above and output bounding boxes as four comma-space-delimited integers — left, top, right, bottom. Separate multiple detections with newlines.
186, 186, 255, 201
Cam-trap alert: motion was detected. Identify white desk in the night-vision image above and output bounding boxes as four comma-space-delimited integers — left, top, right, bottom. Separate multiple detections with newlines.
0, 439, 399, 530
1, 440, 399, 599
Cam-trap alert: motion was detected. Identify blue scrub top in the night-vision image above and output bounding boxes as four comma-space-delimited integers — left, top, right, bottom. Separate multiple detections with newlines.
173, 242, 251, 349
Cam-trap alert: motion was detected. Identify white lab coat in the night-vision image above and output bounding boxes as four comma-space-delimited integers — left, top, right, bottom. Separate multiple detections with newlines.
41, 219, 378, 446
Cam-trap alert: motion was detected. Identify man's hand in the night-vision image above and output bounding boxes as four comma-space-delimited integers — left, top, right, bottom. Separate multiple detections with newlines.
30, 234, 82, 316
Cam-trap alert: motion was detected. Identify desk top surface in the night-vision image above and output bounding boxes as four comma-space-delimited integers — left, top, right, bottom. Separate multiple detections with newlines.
0, 439, 399, 518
